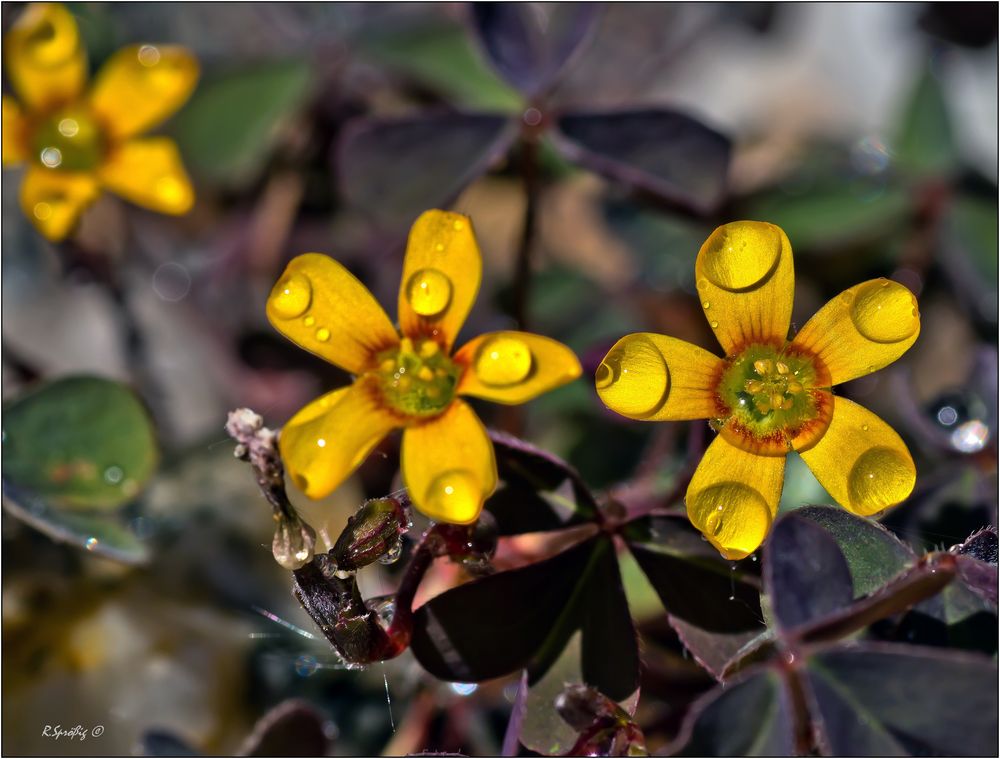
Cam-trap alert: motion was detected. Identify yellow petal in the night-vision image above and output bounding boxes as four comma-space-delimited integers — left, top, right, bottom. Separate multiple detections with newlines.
279, 379, 401, 500
4, 3, 87, 112
266, 253, 399, 375
89, 44, 199, 139
19, 165, 100, 241
454, 331, 581, 405
397, 210, 482, 351
3, 97, 28, 165
790, 279, 920, 386
685, 434, 785, 559
595, 333, 723, 421
97, 137, 194, 214
800, 397, 916, 517
401, 400, 497, 524
695, 221, 794, 355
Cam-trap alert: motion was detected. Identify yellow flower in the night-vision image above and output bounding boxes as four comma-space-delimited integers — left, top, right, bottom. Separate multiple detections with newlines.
2, 3, 198, 241
596, 221, 920, 559
268, 209, 582, 524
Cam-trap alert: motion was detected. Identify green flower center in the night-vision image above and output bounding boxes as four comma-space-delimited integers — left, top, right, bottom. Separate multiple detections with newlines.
715, 343, 828, 452
31, 108, 105, 172
371, 337, 460, 417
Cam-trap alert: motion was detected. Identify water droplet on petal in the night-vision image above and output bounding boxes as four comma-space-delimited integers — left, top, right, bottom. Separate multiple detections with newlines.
847, 446, 915, 515
850, 280, 919, 343
424, 469, 482, 523
271, 272, 312, 319
406, 268, 452, 317
316, 327, 331, 342
710, 320, 719, 328
595, 335, 669, 417
689, 482, 771, 560
303, 315, 315, 327
474, 335, 532, 386
700, 222, 781, 291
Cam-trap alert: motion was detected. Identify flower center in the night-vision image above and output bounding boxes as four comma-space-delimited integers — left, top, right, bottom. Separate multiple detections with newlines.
714, 343, 831, 455
371, 337, 460, 418
31, 107, 105, 172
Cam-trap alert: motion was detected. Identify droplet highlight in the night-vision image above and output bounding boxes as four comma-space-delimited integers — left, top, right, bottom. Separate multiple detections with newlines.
849, 279, 919, 344
406, 268, 452, 317
689, 482, 772, 560
700, 222, 781, 291
270, 272, 312, 319
424, 469, 482, 523
474, 335, 532, 386
595, 335, 669, 418
847, 446, 915, 515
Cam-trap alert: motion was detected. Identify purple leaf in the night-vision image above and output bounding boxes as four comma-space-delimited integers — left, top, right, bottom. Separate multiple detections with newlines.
765, 513, 854, 632
337, 112, 517, 229
469, 3, 600, 97
553, 109, 731, 213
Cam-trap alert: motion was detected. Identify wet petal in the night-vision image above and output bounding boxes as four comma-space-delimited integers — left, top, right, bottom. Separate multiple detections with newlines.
4, 3, 87, 111
595, 333, 723, 421
3, 97, 28, 165
800, 397, 916, 517
279, 379, 401, 500
397, 210, 482, 351
98, 137, 193, 214
19, 165, 100, 241
695, 221, 795, 355
454, 331, 581, 405
685, 434, 784, 560
89, 44, 199, 139
266, 253, 399, 375
401, 400, 497, 524
790, 279, 920, 386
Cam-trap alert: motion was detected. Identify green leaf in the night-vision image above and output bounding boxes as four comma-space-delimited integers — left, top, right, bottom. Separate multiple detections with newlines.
170, 60, 311, 184
795, 506, 914, 597
2, 482, 150, 565
806, 644, 998, 756
893, 64, 958, 176
3, 376, 158, 511
358, 22, 523, 111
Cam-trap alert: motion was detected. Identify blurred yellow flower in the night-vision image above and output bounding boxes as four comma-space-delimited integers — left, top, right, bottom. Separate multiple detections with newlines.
2, 3, 198, 241
597, 221, 920, 559
268, 209, 582, 524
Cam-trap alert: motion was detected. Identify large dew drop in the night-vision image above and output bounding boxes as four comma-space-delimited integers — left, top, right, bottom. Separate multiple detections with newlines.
689, 482, 771, 560
595, 335, 669, 418
270, 272, 312, 319
847, 446, 915, 515
475, 335, 532, 386
424, 469, 482, 523
406, 268, 452, 317
849, 280, 919, 344
700, 222, 781, 291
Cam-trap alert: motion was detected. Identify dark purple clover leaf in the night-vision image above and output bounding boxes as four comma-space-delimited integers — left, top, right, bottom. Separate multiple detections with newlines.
486, 430, 598, 535
764, 513, 855, 632
624, 515, 765, 678
795, 505, 915, 596
805, 644, 998, 756
337, 112, 517, 229
469, 3, 600, 98
665, 668, 796, 756
553, 109, 731, 213
410, 535, 639, 703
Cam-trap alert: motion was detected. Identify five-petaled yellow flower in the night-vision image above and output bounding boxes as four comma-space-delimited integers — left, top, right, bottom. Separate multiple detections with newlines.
2, 3, 198, 241
268, 210, 582, 524
597, 221, 920, 559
